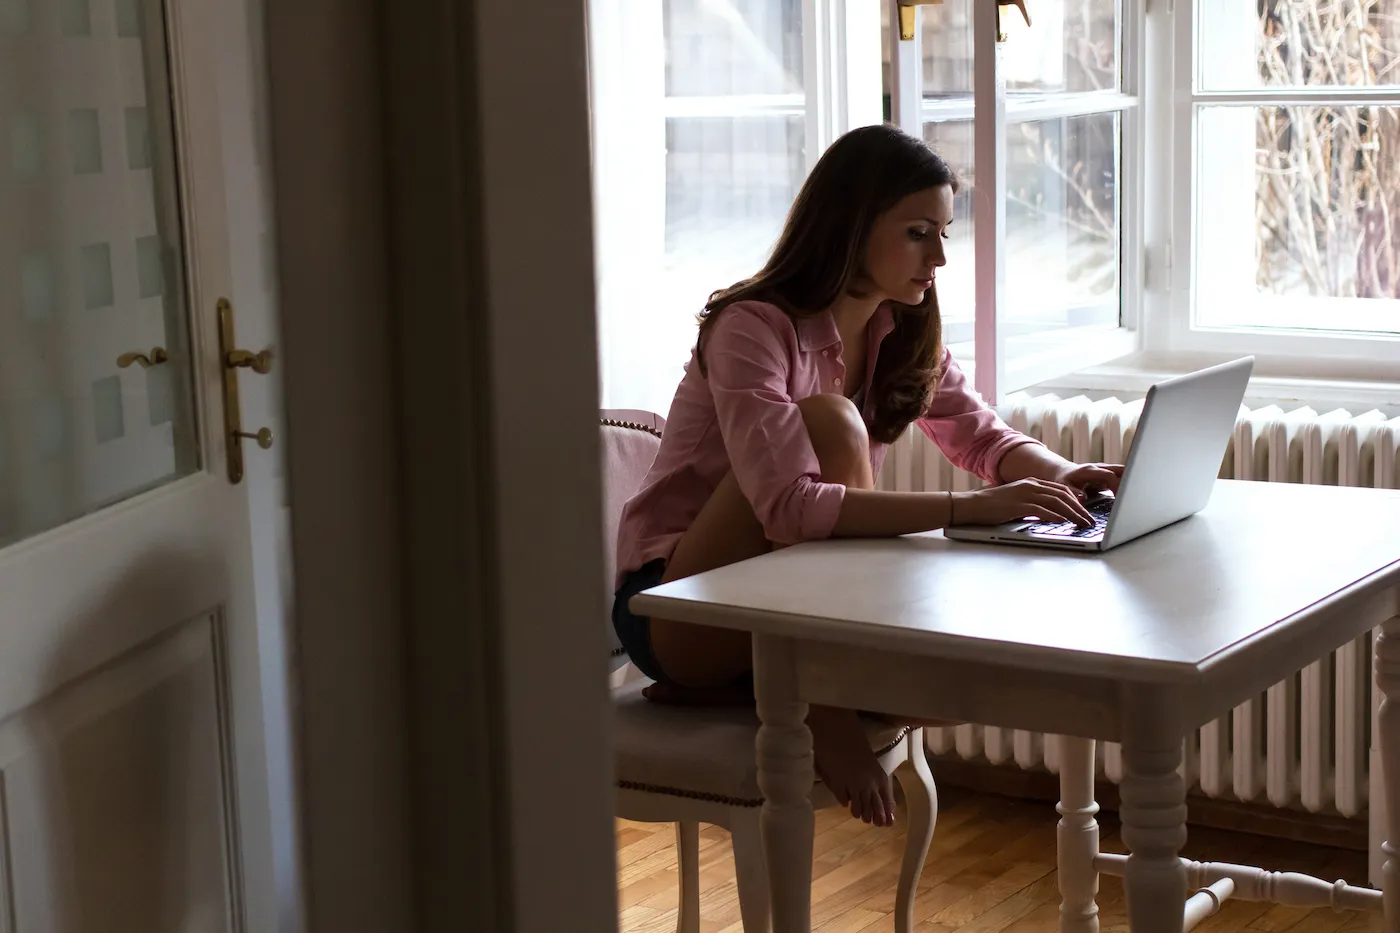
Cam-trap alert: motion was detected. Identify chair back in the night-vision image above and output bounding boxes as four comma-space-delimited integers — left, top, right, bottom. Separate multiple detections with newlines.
599, 411, 664, 667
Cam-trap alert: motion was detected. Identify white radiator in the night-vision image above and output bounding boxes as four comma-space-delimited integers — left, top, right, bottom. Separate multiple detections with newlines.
880, 393, 1400, 819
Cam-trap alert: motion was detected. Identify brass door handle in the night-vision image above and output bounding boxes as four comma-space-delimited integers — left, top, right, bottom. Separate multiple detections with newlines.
235, 427, 274, 450
117, 347, 169, 369
226, 348, 274, 374
217, 297, 277, 483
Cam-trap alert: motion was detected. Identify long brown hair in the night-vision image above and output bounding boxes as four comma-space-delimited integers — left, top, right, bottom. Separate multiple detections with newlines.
697, 124, 959, 444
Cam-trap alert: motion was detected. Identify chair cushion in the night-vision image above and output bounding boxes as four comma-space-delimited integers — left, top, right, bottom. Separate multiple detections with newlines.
611, 680, 910, 806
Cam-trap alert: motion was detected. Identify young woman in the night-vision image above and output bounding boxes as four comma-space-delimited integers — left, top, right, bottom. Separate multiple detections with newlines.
612, 124, 1123, 827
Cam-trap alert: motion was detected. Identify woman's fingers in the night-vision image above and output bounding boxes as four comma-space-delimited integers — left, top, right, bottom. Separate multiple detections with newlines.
1029, 491, 1092, 526
1033, 482, 1094, 525
1083, 465, 1124, 492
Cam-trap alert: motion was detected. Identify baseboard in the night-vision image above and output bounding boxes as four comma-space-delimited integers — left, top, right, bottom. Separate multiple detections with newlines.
928, 755, 1368, 852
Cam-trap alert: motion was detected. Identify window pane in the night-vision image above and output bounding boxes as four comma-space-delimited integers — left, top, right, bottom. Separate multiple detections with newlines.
919, 0, 973, 99
1195, 105, 1400, 334
1199, 0, 1400, 91
916, 0, 1119, 99
1005, 112, 1120, 343
592, 0, 806, 413
665, 0, 803, 95
663, 115, 806, 355
658, 0, 807, 402
924, 114, 1120, 371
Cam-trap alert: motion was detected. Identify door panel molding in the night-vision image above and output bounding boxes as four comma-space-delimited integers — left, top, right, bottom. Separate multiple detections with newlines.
0, 615, 239, 932
0, 772, 14, 933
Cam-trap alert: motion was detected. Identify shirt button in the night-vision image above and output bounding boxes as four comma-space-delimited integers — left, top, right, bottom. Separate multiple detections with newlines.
833, 377, 842, 388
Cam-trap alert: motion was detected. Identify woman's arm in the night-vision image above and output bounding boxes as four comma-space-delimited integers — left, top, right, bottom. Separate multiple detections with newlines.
918, 352, 1122, 495
997, 442, 1124, 494
915, 351, 1042, 483
997, 443, 1075, 484
707, 308, 1090, 540
831, 488, 955, 537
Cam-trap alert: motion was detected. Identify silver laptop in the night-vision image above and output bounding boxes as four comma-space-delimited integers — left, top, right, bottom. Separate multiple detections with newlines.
944, 357, 1254, 553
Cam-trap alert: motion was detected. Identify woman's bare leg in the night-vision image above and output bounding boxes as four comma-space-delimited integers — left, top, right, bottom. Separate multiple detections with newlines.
648, 394, 896, 825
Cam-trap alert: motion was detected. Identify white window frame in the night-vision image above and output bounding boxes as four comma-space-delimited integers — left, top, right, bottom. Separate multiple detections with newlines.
888, 0, 1145, 403
1143, 0, 1400, 374
588, 0, 883, 412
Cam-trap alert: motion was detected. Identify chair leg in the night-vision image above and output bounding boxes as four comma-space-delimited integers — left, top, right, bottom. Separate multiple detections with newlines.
730, 810, 772, 933
676, 821, 701, 933
892, 730, 938, 933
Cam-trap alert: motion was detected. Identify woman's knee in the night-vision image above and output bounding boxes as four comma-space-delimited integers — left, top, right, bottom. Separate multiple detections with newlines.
796, 393, 873, 487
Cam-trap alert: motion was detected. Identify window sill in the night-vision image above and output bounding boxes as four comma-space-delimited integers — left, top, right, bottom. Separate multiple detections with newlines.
1036, 350, 1400, 415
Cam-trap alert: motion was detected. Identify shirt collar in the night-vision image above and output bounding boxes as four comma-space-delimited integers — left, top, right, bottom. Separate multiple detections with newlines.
795, 310, 840, 352
869, 302, 896, 347
795, 303, 897, 353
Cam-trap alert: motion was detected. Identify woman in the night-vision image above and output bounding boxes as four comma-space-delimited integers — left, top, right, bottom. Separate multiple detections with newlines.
613, 124, 1123, 826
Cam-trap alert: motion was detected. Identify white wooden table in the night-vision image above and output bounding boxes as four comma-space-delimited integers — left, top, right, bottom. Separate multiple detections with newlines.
632, 481, 1400, 933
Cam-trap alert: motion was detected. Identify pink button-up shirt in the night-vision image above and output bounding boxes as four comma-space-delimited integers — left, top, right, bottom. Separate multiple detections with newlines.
614, 300, 1040, 587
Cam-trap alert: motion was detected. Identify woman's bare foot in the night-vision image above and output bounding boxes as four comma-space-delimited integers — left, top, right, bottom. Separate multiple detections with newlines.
808, 706, 896, 827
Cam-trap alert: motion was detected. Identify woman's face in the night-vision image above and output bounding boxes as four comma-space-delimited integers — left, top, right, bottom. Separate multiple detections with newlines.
860, 184, 955, 306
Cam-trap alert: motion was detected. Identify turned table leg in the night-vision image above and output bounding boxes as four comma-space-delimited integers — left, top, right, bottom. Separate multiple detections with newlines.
1058, 735, 1101, 933
754, 633, 814, 933
1376, 612, 1400, 932
1120, 687, 1188, 933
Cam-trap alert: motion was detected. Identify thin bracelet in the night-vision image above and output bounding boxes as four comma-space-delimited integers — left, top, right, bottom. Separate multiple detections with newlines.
946, 490, 956, 525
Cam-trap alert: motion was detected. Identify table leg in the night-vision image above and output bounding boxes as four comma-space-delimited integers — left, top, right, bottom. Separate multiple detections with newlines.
1120, 687, 1187, 933
1058, 736, 1100, 933
753, 633, 814, 933
1376, 612, 1400, 932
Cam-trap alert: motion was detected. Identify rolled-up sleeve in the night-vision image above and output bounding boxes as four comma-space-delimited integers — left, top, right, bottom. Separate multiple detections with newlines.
916, 350, 1042, 484
705, 304, 845, 544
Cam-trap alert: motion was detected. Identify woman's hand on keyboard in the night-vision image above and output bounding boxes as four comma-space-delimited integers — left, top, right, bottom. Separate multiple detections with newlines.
951, 479, 1095, 528
1053, 462, 1125, 496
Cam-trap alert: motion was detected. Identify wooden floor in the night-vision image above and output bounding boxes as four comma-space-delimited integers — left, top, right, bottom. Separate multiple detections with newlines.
615, 787, 1380, 933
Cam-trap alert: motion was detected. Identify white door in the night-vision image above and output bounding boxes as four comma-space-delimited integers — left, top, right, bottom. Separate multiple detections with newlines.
0, 0, 286, 929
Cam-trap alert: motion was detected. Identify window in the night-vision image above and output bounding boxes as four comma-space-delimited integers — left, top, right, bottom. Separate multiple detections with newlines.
589, 0, 1128, 411
1158, 0, 1400, 365
886, 0, 1139, 400
590, 0, 881, 414
587, 0, 1398, 416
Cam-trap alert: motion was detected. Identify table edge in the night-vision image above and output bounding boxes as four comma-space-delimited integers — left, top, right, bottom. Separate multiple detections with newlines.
630, 591, 1202, 684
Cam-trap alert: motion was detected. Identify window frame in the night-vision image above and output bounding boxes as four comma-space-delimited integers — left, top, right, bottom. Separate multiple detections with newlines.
587, 0, 884, 413
1146, 0, 1400, 373
887, 0, 1146, 403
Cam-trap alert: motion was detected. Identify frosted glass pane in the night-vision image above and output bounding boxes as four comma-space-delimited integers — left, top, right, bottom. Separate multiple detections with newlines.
61, 0, 89, 36
80, 242, 113, 309
21, 253, 54, 321
70, 108, 102, 174
0, 0, 198, 547
92, 376, 125, 444
147, 365, 173, 425
0, 0, 29, 34
136, 235, 163, 298
125, 106, 151, 169
10, 111, 41, 178
116, 0, 142, 37
32, 396, 68, 461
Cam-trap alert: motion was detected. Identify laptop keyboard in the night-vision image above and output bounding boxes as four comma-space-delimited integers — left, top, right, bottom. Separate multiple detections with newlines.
1024, 493, 1115, 539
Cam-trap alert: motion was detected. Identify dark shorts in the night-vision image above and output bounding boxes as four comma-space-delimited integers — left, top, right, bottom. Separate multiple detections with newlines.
611, 559, 674, 685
